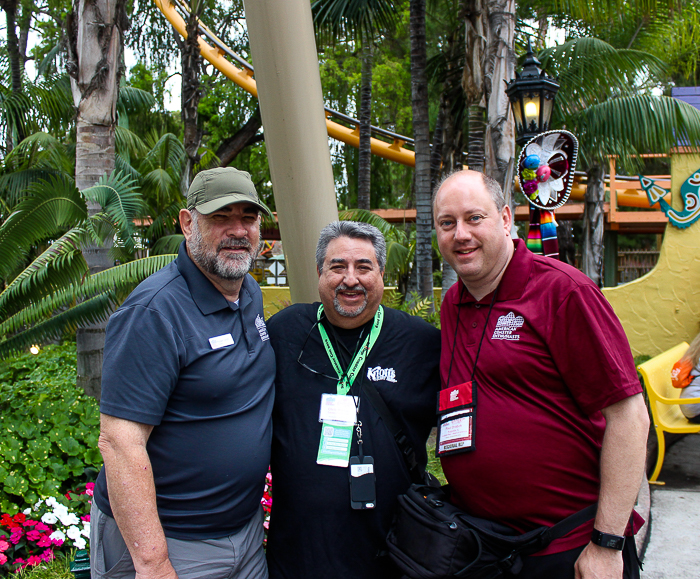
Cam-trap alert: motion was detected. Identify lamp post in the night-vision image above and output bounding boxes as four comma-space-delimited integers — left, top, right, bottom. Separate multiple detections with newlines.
505, 39, 560, 146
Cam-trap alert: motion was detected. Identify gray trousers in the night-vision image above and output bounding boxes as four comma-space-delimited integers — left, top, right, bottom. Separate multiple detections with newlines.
90, 502, 268, 579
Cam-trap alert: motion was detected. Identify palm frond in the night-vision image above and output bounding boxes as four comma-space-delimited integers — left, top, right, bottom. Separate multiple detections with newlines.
339, 208, 405, 240
0, 228, 88, 318
118, 86, 156, 116
115, 125, 149, 159
312, 0, 398, 43
151, 235, 184, 255
0, 292, 117, 359
146, 199, 186, 240
82, 170, 146, 240
573, 95, 700, 169
0, 177, 87, 279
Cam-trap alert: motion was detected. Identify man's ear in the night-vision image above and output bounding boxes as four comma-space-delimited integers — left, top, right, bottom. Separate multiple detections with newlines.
179, 209, 194, 240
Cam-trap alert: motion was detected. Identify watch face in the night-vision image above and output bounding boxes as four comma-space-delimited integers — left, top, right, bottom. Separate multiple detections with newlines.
592, 529, 625, 550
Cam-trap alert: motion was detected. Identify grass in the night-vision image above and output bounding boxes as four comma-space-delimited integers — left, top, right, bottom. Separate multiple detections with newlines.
13, 553, 75, 579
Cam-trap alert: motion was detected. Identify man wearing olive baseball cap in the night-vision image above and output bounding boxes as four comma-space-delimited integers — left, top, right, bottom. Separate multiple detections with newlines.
92, 166, 274, 579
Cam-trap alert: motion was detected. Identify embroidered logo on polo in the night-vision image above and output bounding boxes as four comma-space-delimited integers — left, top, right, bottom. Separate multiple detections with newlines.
255, 314, 270, 341
366, 366, 397, 383
492, 312, 524, 341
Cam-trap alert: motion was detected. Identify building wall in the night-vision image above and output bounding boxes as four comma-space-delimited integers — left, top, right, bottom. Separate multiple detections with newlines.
603, 151, 700, 356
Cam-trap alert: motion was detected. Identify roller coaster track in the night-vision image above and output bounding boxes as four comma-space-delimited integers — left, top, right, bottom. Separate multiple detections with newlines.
154, 0, 417, 166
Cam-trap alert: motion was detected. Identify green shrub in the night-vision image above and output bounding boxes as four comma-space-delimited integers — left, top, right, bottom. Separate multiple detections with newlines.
0, 344, 101, 513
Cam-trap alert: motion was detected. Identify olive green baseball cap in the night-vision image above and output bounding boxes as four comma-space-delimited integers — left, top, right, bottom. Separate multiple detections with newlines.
187, 167, 272, 216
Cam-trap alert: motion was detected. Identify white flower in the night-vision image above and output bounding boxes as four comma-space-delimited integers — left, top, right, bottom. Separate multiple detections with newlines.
74, 537, 87, 550
45, 497, 58, 508
66, 525, 82, 541
23, 508, 31, 515
81, 523, 91, 537
41, 512, 59, 525
58, 512, 80, 527
50, 530, 66, 542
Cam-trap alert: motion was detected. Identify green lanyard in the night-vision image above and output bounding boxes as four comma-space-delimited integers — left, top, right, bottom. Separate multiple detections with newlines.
316, 304, 384, 395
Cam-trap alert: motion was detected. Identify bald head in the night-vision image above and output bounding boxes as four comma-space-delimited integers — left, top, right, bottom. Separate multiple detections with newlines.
433, 170, 506, 214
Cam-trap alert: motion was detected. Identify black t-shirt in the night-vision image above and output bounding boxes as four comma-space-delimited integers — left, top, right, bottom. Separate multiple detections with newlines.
266, 303, 441, 579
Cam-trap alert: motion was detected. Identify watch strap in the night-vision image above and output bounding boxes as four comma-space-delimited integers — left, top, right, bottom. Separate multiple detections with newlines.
591, 528, 626, 550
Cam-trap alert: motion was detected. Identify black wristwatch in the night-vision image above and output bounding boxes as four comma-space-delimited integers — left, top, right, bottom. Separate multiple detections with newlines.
591, 529, 626, 550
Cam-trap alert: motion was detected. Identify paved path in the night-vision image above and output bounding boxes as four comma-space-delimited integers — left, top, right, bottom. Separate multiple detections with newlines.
641, 433, 700, 578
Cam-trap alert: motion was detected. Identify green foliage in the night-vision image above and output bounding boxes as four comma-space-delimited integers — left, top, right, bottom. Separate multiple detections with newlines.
13, 553, 74, 579
0, 344, 101, 514
383, 290, 440, 327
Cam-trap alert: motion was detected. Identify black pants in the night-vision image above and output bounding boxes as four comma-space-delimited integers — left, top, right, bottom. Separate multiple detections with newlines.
507, 537, 640, 579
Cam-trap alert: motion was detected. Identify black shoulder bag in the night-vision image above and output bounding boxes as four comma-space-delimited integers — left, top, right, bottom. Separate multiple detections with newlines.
362, 372, 597, 579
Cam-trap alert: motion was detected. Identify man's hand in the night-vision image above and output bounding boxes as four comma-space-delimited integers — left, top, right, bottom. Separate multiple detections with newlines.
135, 558, 179, 579
574, 542, 623, 579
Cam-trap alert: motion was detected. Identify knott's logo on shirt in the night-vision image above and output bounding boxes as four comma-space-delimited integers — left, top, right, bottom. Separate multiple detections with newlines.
366, 366, 397, 383
255, 314, 270, 342
491, 312, 524, 341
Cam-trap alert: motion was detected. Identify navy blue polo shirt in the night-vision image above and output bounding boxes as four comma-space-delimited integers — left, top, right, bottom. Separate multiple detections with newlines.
94, 241, 275, 539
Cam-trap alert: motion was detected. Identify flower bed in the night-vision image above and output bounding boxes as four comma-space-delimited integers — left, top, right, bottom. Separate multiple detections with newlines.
0, 484, 92, 575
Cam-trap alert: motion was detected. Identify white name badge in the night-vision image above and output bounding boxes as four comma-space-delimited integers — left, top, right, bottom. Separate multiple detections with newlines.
318, 393, 359, 425
437, 409, 473, 454
209, 334, 234, 349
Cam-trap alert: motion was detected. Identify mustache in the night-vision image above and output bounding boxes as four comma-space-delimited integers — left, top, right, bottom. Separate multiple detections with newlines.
335, 284, 367, 296
218, 239, 253, 252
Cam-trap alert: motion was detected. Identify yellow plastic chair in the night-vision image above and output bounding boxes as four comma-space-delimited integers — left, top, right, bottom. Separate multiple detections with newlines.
637, 342, 700, 483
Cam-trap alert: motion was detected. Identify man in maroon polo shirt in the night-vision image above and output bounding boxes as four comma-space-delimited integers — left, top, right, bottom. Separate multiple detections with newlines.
433, 169, 649, 579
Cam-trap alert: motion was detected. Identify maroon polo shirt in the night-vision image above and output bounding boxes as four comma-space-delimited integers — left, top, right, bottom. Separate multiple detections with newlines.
440, 239, 641, 554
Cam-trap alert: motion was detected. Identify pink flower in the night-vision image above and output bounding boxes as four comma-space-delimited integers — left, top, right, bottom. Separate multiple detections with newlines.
85, 483, 95, 496
26, 530, 41, 541
51, 538, 64, 547
0, 539, 9, 552
35, 522, 51, 532
40, 549, 55, 562
25, 555, 41, 566
10, 528, 23, 544
23, 519, 37, 527
81, 514, 90, 522
14, 557, 24, 566
0, 553, 6, 565
37, 535, 52, 547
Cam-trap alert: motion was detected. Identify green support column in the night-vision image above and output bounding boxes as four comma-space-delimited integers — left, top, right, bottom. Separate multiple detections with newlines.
243, 0, 339, 303
603, 230, 618, 288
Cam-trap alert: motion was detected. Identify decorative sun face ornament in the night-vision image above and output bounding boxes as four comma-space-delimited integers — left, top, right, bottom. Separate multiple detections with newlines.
518, 130, 579, 210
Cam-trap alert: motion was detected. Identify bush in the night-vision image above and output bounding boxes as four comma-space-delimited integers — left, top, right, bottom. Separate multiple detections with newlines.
0, 344, 101, 514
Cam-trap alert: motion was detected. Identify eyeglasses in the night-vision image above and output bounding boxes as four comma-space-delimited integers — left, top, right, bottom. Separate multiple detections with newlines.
296, 319, 341, 382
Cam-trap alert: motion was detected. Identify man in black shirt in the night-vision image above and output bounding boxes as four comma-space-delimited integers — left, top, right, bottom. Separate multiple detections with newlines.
266, 221, 441, 579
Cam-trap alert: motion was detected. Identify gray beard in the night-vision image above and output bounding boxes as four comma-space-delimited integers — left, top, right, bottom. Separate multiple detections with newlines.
333, 284, 368, 318
188, 222, 257, 281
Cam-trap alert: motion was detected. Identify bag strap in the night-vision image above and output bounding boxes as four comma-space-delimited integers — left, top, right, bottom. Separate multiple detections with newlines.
361, 379, 426, 484
527, 502, 598, 555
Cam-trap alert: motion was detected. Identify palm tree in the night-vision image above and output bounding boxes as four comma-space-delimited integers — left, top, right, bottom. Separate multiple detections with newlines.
541, 37, 700, 285
0, 171, 176, 369
409, 0, 433, 301
312, 0, 399, 210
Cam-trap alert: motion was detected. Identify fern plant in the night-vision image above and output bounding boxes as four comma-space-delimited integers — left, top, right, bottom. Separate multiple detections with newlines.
383, 289, 440, 328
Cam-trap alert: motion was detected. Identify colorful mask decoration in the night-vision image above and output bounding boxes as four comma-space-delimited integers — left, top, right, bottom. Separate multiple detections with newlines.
518, 130, 579, 210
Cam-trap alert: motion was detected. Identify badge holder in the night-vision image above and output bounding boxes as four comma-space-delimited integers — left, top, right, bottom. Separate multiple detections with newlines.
349, 421, 376, 509
436, 380, 476, 457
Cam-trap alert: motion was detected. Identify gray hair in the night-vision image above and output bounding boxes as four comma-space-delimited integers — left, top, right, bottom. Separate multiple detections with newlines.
316, 221, 387, 272
432, 169, 506, 212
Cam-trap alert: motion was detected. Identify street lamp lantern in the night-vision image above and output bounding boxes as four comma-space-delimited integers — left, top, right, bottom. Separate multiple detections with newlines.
505, 39, 560, 146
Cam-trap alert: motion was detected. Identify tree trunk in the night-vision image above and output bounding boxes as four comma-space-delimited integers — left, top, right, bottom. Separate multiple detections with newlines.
1, 0, 25, 150
68, 0, 126, 399
467, 104, 486, 172
216, 106, 263, 166
181, 0, 204, 194
409, 0, 433, 301
357, 33, 373, 210
581, 164, 606, 286
483, 0, 515, 190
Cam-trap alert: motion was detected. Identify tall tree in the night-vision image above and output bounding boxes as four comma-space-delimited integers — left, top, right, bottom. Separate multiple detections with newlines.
410, 0, 433, 300
66, 0, 127, 398
312, 0, 398, 210
179, 0, 205, 192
